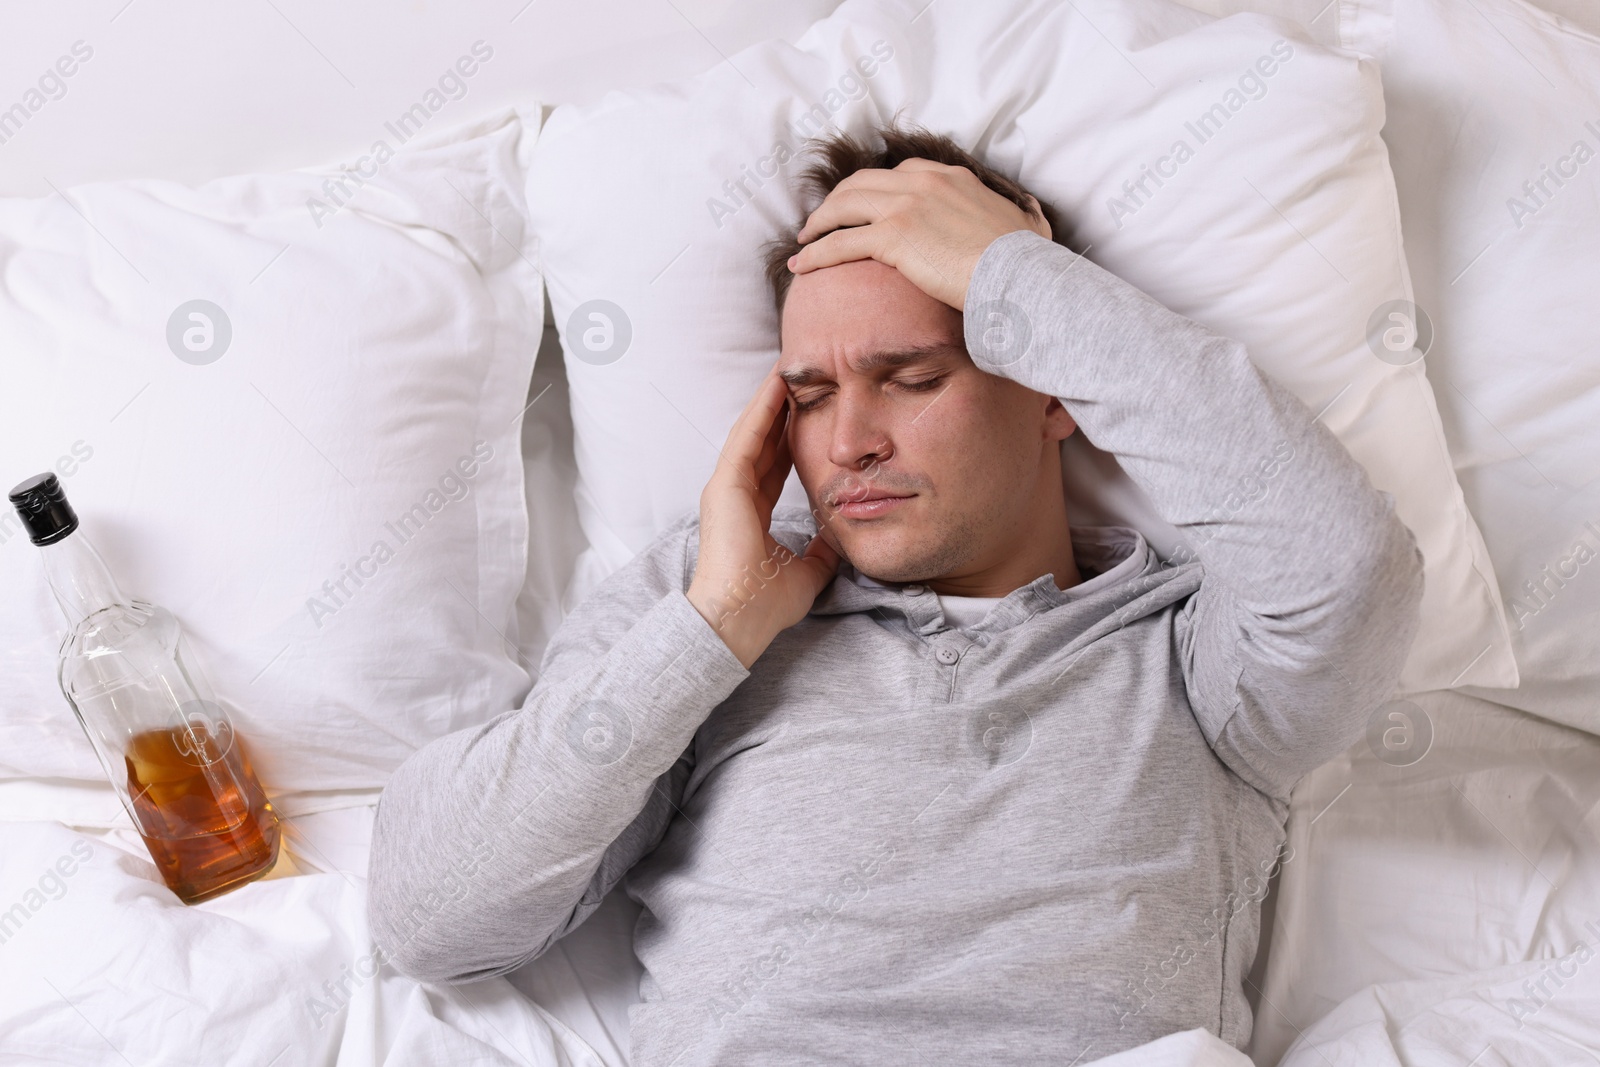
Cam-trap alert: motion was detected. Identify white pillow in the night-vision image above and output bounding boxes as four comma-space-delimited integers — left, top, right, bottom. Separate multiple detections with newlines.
527, 0, 1515, 694
1355, 0, 1600, 733
0, 108, 543, 791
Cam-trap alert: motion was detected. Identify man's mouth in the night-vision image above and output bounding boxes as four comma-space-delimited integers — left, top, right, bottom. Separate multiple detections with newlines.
832, 490, 915, 519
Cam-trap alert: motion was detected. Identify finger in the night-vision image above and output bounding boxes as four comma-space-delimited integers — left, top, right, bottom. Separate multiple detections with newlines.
796, 175, 912, 242
753, 392, 789, 490
798, 532, 842, 590
754, 382, 787, 463
790, 221, 897, 275
716, 371, 787, 486
892, 157, 955, 173
796, 197, 888, 248
796, 161, 973, 241
758, 403, 794, 505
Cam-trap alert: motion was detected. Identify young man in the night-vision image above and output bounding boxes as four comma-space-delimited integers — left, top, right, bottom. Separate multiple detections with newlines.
367, 123, 1424, 1065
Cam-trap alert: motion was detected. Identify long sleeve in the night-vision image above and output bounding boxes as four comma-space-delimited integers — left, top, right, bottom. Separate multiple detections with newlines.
365, 509, 750, 984
964, 229, 1424, 801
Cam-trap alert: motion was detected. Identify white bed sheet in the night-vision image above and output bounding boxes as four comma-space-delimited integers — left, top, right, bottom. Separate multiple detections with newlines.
1251, 689, 1600, 1065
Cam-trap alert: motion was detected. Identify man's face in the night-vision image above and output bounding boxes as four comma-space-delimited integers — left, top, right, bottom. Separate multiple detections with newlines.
778, 258, 1075, 584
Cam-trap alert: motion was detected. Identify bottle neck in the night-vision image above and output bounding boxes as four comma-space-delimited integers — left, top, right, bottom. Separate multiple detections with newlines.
39, 528, 130, 627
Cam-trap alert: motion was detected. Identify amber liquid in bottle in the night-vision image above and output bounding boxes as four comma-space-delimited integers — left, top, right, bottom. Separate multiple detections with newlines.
124, 722, 281, 904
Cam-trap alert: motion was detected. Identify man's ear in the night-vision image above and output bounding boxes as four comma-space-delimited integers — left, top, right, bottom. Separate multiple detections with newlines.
1043, 395, 1077, 442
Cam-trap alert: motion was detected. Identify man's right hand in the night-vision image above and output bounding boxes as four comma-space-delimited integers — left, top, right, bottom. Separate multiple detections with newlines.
685, 368, 841, 669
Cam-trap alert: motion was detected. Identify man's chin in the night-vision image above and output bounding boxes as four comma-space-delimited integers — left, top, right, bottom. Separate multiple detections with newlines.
836, 535, 939, 586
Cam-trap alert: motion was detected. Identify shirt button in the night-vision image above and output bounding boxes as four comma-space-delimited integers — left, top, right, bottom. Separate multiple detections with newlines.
936, 647, 960, 666
904, 584, 925, 596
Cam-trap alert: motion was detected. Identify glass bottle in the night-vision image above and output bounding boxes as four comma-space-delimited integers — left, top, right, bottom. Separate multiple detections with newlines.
8, 473, 281, 904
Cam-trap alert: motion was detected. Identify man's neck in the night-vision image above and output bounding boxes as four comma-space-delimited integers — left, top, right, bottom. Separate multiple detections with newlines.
924, 498, 1082, 598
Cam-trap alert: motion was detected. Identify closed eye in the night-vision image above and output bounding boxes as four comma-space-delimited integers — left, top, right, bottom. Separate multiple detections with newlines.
793, 376, 946, 412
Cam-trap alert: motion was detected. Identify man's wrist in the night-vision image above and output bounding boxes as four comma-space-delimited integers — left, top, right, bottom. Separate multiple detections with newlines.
962, 229, 1064, 376
685, 580, 772, 670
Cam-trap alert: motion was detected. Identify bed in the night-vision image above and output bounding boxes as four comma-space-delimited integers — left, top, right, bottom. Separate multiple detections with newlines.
1, 0, 1595, 1064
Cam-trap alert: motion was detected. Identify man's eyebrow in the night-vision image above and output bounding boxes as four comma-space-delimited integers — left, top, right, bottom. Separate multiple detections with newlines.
777, 342, 963, 388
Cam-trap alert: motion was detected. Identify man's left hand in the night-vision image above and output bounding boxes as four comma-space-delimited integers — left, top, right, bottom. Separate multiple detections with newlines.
787, 158, 1051, 312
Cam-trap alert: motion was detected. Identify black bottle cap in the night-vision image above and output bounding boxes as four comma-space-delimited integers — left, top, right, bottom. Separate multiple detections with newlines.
8, 472, 80, 546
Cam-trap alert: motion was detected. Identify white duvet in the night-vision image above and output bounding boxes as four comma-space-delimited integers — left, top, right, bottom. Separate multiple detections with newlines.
1278, 964, 1600, 1066
0, 811, 603, 1067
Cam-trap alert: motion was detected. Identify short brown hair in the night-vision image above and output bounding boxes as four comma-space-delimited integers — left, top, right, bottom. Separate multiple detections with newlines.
761, 116, 1070, 319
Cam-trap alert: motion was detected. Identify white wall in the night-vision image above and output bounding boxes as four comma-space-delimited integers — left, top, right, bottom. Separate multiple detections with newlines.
0, 0, 844, 196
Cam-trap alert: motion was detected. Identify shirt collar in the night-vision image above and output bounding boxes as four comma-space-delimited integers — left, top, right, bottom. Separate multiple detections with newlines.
769, 507, 1197, 641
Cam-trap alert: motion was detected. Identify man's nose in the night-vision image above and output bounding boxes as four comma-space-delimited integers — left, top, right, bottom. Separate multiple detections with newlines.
826, 390, 894, 471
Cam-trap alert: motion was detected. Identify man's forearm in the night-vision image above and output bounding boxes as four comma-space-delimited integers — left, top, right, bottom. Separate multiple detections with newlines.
962, 230, 1423, 792
366, 587, 749, 983
965, 230, 1407, 601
